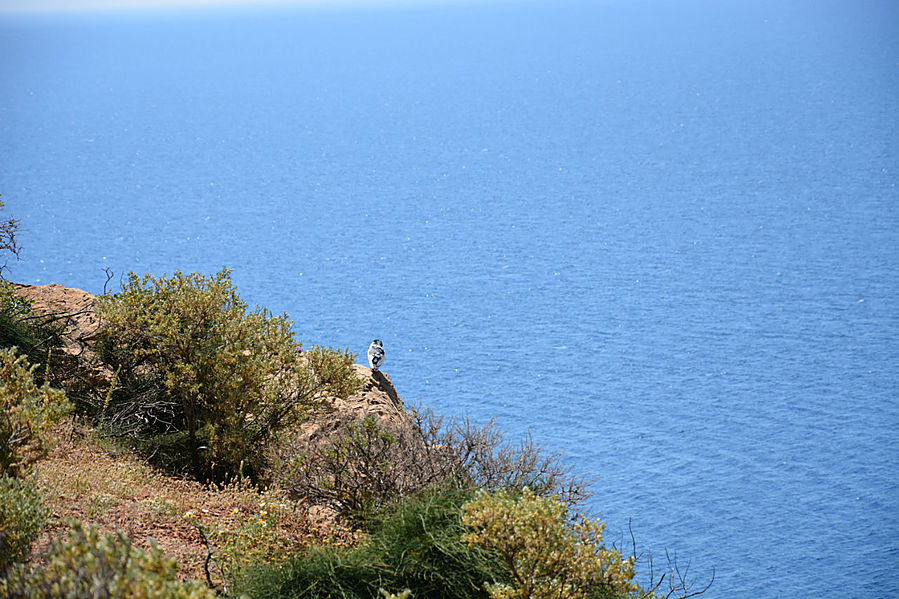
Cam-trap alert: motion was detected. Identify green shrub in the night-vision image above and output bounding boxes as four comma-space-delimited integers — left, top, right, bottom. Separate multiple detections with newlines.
227, 487, 712, 599
0, 521, 217, 598
235, 488, 506, 599
360, 487, 507, 598
92, 268, 360, 482
0, 348, 70, 477
0, 282, 31, 318
461, 488, 641, 599
0, 474, 47, 575
236, 543, 374, 599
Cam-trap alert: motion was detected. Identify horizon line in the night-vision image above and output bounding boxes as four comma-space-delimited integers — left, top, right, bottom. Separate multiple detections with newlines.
0, 0, 522, 15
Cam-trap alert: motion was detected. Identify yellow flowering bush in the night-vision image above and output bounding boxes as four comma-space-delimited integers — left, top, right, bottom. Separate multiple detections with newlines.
461, 488, 642, 599
0, 348, 70, 477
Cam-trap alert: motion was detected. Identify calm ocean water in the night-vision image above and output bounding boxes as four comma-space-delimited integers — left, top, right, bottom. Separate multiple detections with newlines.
1, 0, 897, 596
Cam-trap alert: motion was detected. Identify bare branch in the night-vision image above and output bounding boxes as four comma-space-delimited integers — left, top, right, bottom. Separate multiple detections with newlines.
191, 520, 230, 595
102, 266, 115, 295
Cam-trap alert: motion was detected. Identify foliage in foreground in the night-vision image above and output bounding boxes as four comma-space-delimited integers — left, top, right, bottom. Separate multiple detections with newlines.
278, 408, 592, 528
462, 488, 641, 599
360, 487, 508, 597
236, 485, 712, 599
235, 488, 507, 599
0, 522, 217, 599
236, 486, 708, 599
91, 268, 361, 482
0, 348, 70, 477
182, 491, 310, 595
0, 474, 47, 576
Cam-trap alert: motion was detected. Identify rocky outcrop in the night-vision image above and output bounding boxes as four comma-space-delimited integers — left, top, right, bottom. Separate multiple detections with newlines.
299, 365, 407, 445
14, 283, 100, 354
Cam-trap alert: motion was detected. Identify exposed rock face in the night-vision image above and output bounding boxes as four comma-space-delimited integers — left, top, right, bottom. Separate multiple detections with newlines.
14, 283, 100, 353
299, 365, 407, 445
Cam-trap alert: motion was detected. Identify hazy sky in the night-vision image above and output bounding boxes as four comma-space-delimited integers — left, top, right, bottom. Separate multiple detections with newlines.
0, 0, 453, 13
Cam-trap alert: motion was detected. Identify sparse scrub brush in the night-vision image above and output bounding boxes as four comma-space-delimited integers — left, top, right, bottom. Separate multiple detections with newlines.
0, 282, 72, 389
280, 406, 591, 528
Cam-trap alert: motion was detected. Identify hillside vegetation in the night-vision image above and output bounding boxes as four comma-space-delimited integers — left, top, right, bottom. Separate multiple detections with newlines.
0, 204, 711, 599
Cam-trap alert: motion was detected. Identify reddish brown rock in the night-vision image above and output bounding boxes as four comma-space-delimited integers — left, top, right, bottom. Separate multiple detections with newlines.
14, 283, 100, 353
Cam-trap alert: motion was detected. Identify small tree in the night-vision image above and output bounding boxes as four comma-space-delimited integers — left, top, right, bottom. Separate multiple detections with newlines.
0, 194, 21, 278
461, 488, 642, 599
93, 268, 360, 482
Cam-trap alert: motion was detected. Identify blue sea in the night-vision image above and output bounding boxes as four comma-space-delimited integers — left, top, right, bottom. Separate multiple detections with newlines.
1, 0, 897, 596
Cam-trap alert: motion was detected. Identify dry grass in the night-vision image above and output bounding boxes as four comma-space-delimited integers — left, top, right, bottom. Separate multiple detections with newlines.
30, 418, 350, 582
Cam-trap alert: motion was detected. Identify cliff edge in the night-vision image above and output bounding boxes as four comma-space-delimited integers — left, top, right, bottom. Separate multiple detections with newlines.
14, 282, 409, 442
